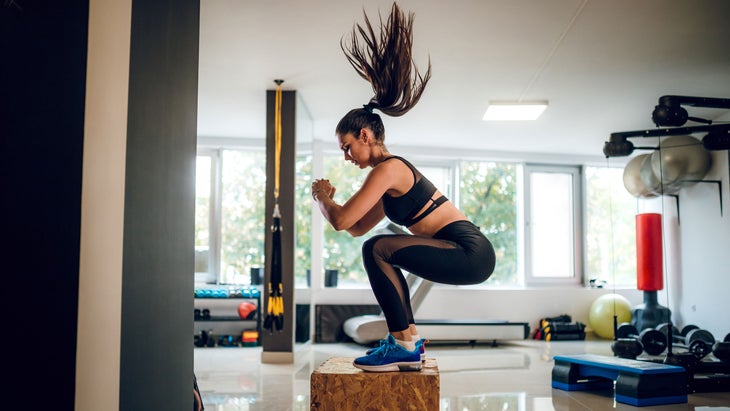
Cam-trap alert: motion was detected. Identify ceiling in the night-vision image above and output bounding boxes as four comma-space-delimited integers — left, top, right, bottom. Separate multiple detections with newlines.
197, 0, 730, 158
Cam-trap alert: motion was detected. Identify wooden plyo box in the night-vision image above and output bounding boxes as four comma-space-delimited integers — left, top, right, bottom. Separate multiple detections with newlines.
310, 356, 439, 411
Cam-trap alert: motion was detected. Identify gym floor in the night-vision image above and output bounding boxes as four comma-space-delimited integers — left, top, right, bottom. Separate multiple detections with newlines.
194, 338, 730, 410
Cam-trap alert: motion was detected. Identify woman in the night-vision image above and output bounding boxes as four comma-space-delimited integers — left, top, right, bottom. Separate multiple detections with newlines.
312, 3, 496, 372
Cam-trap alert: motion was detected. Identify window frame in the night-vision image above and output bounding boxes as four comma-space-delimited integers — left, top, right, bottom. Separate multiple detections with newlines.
522, 163, 583, 286
195, 148, 220, 284
196, 139, 266, 284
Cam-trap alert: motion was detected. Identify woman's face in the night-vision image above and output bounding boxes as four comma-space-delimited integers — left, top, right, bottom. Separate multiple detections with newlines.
337, 130, 370, 169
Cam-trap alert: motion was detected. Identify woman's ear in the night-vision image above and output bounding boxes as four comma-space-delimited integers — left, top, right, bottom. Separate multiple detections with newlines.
360, 128, 371, 143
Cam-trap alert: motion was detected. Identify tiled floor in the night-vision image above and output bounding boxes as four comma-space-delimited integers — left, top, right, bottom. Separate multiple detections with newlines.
194, 338, 730, 410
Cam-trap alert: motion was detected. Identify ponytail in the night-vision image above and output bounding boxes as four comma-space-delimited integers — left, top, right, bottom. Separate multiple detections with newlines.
340, 2, 431, 118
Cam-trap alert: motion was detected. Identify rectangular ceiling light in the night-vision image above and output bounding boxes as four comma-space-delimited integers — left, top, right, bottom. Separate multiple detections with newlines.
483, 101, 548, 121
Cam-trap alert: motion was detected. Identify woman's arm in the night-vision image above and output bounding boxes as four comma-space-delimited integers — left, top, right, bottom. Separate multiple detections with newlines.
345, 201, 385, 237
312, 165, 391, 235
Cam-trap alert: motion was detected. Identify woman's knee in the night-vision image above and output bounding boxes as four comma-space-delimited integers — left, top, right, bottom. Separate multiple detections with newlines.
361, 235, 377, 259
361, 234, 389, 260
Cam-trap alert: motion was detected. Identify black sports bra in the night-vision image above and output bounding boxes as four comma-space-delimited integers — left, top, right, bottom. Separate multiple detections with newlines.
380, 156, 448, 227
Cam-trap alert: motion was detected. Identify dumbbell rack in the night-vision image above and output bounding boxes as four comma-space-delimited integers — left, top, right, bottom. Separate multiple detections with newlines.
614, 323, 730, 394
658, 325, 730, 393
643, 354, 730, 393
194, 286, 262, 347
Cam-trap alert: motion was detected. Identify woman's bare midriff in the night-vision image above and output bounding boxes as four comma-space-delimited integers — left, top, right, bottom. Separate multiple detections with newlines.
406, 191, 468, 237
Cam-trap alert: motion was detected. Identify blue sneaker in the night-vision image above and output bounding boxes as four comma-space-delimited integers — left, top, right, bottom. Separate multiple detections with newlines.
354, 335, 422, 372
415, 338, 428, 362
366, 337, 428, 362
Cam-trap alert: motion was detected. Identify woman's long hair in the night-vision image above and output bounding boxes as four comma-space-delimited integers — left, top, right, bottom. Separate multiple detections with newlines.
337, 3, 431, 140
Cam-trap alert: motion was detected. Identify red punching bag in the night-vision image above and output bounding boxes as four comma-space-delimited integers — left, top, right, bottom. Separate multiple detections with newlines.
636, 213, 663, 291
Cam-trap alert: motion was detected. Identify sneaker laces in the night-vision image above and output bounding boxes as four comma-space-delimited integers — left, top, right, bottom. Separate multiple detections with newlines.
372, 337, 409, 358
366, 338, 389, 354
371, 341, 395, 357
368, 336, 420, 357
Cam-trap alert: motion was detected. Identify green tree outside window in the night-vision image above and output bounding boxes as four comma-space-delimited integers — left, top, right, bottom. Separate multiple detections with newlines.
459, 161, 518, 286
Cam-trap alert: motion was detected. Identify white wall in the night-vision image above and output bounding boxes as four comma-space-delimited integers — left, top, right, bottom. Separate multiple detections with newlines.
673, 150, 729, 339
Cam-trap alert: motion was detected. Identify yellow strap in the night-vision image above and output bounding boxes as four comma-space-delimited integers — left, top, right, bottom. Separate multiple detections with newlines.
274, 82, 282, 199
267, 296, 275, 314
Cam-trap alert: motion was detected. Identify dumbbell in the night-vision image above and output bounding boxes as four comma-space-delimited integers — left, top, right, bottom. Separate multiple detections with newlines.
709, 333, 730, 363
656, 323, 715, 359
611, 338, 642, 359
193, 329, 216, 347
612, 323, 667, 357
658, 323, 714, 358
714, 341, 730, 362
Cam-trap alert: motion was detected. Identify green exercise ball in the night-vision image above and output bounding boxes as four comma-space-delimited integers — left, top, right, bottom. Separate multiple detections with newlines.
588, 293, 632, 339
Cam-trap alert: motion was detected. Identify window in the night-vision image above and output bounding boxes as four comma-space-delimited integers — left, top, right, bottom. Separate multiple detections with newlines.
458, 161, 518, 286
195, 143, 636, 290
197, 147, 311, 287
524, 165, 581, 285
218, 150, 266, 284
294, 154, 313, 287
584, 165, 637, 287
195, 148, 266, 285
419, 164, 453, 199
320, 154, 376, 287
195, 153, 215, 284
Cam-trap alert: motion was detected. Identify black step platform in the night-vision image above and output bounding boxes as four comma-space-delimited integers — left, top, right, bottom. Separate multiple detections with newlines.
552, 354, 687, 407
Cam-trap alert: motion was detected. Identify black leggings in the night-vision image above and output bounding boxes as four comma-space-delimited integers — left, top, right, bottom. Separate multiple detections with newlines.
361, 220, 496, 332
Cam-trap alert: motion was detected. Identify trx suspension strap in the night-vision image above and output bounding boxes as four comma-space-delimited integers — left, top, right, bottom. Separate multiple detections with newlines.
263, 79, 284, 332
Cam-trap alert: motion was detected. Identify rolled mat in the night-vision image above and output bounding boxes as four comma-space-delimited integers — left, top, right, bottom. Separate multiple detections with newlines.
636, 213, 663, 291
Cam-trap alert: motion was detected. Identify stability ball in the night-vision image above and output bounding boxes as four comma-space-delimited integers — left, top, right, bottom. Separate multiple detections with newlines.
652, 135, 711, 182
589, 293, 632, 339
623, 154, 658, 198
641, 152, 681, 196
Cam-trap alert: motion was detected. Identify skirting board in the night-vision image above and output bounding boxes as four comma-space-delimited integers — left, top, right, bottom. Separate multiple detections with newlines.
343, 315, 530, 344
416, 319, 530, 342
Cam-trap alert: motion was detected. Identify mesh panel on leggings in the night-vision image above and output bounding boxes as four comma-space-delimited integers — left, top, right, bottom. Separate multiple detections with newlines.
362, 234, 457, 332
